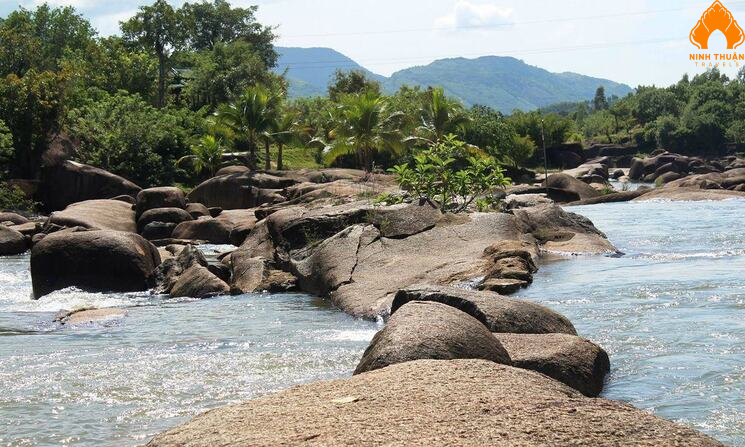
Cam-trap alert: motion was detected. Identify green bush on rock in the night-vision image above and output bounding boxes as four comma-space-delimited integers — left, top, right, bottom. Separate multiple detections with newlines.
389, 134, 511, 212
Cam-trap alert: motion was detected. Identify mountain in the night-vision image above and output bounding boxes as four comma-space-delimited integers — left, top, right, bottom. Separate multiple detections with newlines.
274, 47, 385, 98
274, 47, 632, 113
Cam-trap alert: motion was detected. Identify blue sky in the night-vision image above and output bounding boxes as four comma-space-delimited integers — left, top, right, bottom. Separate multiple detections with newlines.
2, 0, 744, 87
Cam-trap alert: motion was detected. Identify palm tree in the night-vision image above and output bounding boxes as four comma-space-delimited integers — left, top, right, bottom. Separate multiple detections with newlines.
178, 135, 226, 177
325, 92, 404, 172
271, 111, 299, 170
215, 85, 280, 169
409, 87, 470, 145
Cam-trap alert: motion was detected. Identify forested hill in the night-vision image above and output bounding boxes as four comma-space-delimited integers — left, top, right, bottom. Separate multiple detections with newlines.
274, 47, 633, 113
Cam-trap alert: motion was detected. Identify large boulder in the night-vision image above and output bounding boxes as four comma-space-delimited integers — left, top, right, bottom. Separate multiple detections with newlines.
544, 173, 602, 202
187, 172, 294, 209
172, 218, 233, 244
135, 187, 186, 218
147, 359, 724, 447
226, 250, 296, 294
354, 300, 511, 374
37, 160, 141, 212
30, 230, 161, 298
392, 285, 577, 335
170, 264, 230, 298
0, 212, 30, 225
137, 207, 192, 233
48, 199, 137, 232
0, 225, 28, 255
494, 333, 610, 397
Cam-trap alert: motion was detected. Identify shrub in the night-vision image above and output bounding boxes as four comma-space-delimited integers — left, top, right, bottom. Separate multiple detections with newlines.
389, 134, 511, 213
0, 182, 36, 212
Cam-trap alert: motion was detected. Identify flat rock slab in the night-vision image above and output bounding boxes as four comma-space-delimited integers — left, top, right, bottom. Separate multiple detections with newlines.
495, 333, 610, 397
147, 359, 724, 447
54, 308, 127, 325
48, 199, 137, 233
393, 285, 577, 335
632, 187, 745, 202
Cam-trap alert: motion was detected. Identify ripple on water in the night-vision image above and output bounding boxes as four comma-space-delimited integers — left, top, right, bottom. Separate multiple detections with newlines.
520, 199, 745, 445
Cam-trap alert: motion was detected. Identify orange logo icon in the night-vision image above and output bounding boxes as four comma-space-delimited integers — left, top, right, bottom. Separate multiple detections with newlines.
690, 1, 744, 49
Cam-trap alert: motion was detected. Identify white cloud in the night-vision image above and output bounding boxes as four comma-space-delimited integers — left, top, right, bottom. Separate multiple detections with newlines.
435, 1, 514, 31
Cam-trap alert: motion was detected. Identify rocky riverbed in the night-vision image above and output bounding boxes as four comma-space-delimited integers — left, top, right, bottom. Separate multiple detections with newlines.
2, 160, 744, 445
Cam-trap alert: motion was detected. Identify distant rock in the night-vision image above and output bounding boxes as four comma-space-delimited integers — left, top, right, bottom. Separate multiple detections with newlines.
0, 212, 30, 225
187, 172, 293, 209
633, 187, 745, 202
0, 225, 28, 255
171, 218, 233, 244
135, 187, 187, 218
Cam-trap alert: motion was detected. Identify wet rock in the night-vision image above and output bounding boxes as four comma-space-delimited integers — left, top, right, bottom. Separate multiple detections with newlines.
479, 278, 528, 294
38, 160, 141, 212
147, 359, 725, 447
170, 264, 230, 298
354, 301, 511, 374
494, 333, 610, 397
54, 308, 127, 325
48, 199, 137, 233
227, 250, 297, 294
31, 230, 161, 298
135, 187, 186, 218
0, 225, 28, 255
137, 208, 192, 233
172, 218, 233, 244
567, 189, 651, 205
393, 285, 577, 335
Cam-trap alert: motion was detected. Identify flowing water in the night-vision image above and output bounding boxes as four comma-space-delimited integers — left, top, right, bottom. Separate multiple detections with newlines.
1, 199, 744, 446
519, 198, 745, 446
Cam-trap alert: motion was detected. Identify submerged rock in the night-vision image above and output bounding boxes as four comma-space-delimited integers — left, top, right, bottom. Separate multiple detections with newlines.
147, 359, 724, 447
54, 307, 127, 325
392, 285, 577, 335
354, 300, 511, 374
30, 230, 161, 298
494, 333, 610, 397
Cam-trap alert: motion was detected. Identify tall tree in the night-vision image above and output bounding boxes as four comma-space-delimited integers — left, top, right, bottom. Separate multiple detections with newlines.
593, 86, 608, 111
121, 0, 181, 108
414, 87, 469, 144
214, 85, 280, 169
270, 111, 298, 170
326, 92, 403, 171
328, 70, 381, 102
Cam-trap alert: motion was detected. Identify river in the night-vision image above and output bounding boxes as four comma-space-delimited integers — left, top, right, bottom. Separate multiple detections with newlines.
1, 199, 744, 445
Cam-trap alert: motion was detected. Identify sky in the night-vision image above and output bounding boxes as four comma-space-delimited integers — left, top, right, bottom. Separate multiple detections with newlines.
2, 0, 745, 87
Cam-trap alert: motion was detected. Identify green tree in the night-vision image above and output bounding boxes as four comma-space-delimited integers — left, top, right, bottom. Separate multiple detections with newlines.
501, 134, 536, 168
328, 70, 381, 101
215, 84, 281, 169
178, 134, 226, 177
271, 111, 299, 170
583, 110, 615, 143
65, 92, 205, 186
121, 0, 181, 108
411, 87, 469, 145
0, 120, 13, 178
178, 0, 277, 67
593, 86, 608, 111
325, 92, 403, 171
464, 105, 514, 157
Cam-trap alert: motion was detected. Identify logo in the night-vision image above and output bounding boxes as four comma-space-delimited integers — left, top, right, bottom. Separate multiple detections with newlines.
690, 1, 744, 49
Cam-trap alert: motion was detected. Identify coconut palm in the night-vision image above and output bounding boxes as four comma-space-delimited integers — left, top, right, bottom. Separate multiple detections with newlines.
324, 92, 404, 172
178, 134, 226, 177
409, 87, 470, 145
215, 85, 280, 169
271, 111, 299, 170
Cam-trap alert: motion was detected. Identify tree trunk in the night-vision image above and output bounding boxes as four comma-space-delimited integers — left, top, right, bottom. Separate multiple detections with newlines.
277, 143, 284, 170
264, 140, 271, 170
157, 51, 166, 108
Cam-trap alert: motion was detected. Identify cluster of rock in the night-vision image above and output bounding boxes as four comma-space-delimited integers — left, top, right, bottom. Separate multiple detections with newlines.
629, 151, 745, 188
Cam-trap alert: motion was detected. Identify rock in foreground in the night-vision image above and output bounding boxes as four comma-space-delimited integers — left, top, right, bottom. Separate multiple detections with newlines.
31, 230, 161, 298
147, 359, 723, 447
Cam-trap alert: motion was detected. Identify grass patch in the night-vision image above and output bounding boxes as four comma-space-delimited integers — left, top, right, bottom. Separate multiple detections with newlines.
267, 145, 322, 170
